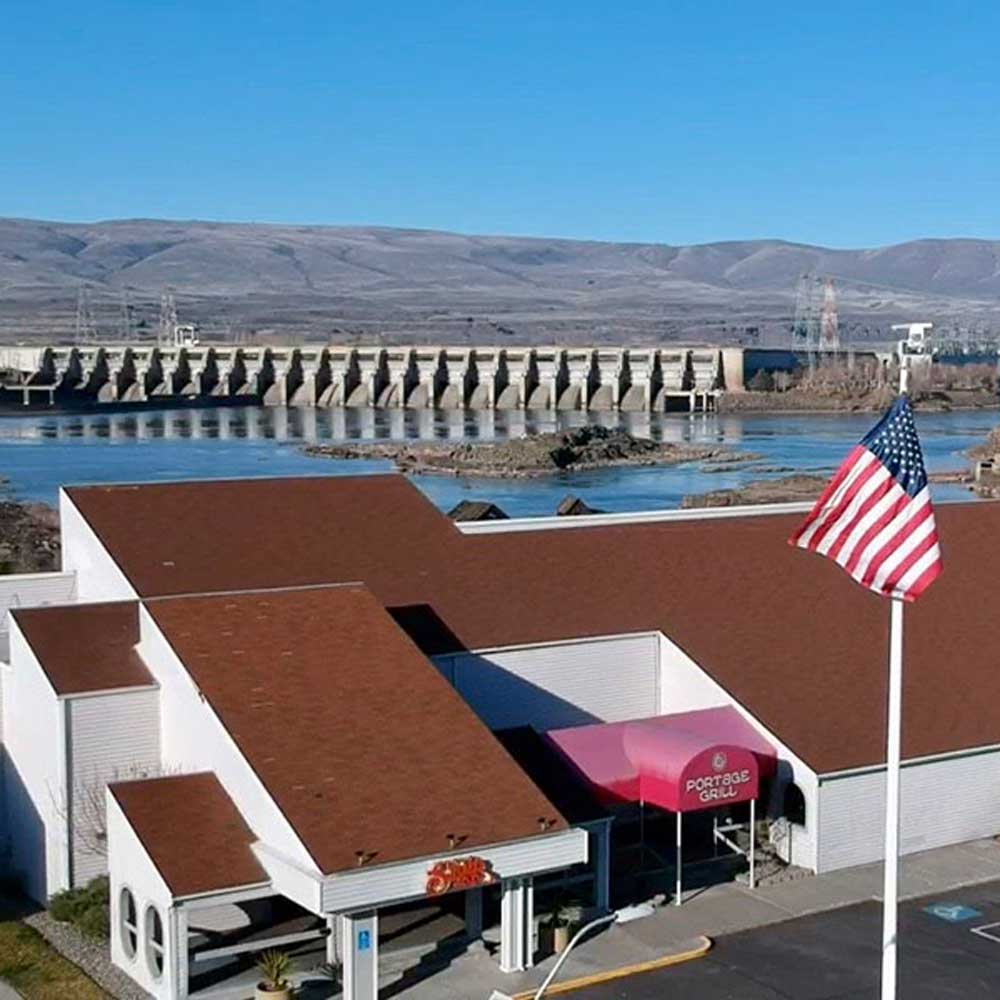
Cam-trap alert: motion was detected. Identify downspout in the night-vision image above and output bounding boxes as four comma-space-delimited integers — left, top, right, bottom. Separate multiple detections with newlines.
61, 698, 73, 890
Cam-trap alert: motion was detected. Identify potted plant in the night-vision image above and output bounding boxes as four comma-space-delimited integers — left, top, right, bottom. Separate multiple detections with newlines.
544, 893, 577, 954
255, 949, 292, 1000
550, 905, 572, 954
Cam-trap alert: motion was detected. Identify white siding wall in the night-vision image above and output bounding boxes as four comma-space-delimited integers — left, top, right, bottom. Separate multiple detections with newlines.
136, 605, 318, 872
59, 491, 136, 602
1, 622, 68, 900
0, 662, 8, 862
318, 827, 589, 913
107, 795, 176, 1000
657, 633, 732, 714
818, 748, 1000, 872
66, 689, 161, 888
0, 571, 77, 663
657, 633, 820, 871
434, 633, 660, 731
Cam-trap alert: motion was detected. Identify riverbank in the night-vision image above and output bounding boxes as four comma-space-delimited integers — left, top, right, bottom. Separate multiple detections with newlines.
682, 469, 973, 509
0, 492, 59, 574
303, 425, 749, 478
718, 387, 1000, 414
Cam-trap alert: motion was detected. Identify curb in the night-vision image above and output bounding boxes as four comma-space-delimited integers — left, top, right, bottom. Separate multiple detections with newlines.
508, 935, 713, 999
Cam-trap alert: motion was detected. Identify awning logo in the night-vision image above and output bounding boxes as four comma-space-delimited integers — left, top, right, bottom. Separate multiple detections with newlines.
712, 751, 728, 773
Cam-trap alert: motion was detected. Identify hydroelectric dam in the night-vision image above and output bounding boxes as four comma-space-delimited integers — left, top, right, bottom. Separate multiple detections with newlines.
0, 343, 775, 412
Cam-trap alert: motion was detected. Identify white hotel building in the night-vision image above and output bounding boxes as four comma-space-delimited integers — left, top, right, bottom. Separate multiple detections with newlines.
1, 473, 999, 999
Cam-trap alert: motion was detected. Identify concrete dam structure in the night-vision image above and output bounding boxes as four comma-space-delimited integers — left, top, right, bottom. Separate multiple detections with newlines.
0, 343, 748, 411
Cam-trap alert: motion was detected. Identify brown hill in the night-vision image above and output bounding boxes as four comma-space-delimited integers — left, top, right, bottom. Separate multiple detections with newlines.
2, 217, 999, 343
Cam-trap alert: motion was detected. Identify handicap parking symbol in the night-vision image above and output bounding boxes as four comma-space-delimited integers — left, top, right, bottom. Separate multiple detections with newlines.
924, 902, 982, 923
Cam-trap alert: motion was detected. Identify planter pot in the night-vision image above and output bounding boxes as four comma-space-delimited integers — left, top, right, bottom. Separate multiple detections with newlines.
553, 924, 571, 954
255, 985, 292, 1000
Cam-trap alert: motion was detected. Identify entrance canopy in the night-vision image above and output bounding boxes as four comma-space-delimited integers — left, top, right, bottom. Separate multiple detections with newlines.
546, 706, 777, 813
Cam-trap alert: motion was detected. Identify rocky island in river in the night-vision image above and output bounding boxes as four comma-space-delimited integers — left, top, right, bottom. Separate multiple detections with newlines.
303, 425, 747, 478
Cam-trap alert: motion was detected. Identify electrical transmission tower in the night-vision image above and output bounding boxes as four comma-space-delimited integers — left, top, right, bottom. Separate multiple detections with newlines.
119, 288, 134, 341
792, 274, 821, 368
158, 290, 178, 347
75, 285, 98, 344
819, 277, 840, 352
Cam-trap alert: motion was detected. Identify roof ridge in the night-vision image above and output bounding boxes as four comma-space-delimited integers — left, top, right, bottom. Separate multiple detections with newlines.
141, 580, 368, 605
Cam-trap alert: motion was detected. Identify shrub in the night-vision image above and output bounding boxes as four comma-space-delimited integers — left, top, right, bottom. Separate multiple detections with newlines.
48, 889, 88, 924
76, 904, 110, 940
48, 877, 110, 939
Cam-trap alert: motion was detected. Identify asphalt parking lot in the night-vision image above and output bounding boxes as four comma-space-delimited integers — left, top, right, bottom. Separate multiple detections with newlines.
578, 881, 1000, 999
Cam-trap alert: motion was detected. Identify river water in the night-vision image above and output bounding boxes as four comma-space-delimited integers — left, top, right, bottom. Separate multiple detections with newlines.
0, 405, 992, 516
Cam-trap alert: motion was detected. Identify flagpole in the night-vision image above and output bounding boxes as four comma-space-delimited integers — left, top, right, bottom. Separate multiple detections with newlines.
881, 348, 910, 1000
880, 584, 905, 999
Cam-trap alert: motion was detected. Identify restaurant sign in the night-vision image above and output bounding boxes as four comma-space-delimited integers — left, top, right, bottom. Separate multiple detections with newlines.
678, 745, 759, 812
426, 857, 497, 896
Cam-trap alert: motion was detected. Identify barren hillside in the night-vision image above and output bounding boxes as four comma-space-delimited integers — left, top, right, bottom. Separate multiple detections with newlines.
2, 217, 999, 344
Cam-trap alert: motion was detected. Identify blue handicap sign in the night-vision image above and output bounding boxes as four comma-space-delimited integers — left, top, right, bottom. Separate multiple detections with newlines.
357, 929, 372, 951
924, 902, 982, 923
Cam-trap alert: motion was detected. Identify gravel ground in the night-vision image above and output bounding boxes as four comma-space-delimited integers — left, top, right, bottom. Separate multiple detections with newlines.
23, 912, 151, 1000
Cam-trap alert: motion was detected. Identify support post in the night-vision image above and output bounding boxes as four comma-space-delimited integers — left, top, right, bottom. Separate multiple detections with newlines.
326, 914, 339, 964
174, 906, 189, 999
341, 911, 379, 1000
499, 877, 534, 972
749, 798, 756, 890
881, 598, 904, 1000
465, 887, 484, 940
594, 822, 611, 914
675, 811, 683, 906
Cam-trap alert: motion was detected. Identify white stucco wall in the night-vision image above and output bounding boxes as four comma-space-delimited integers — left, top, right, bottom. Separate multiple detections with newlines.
2, 621, 68, 900
658, 632, 820, 871
0, 571, 77, 663
66, 688, 161, 888
434, 632, 660, 731
817, 747, 1000, 872
107, 794, 176, 1000
59, 491, 136, 602
136, 605, 318, 872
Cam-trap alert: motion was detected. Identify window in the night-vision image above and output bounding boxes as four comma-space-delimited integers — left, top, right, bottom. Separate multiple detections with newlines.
145, 906, 164, 980
119, 888, 137, 960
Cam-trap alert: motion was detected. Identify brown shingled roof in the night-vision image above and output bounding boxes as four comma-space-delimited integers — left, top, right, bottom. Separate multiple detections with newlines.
142, 585, 567, 876
66, 475, 1000, 773
12, 601, 152, 695
110, 772, 267, 897
65, 475, 458, 601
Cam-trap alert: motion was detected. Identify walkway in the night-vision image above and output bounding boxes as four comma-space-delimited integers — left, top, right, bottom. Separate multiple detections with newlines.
389, 837, 1000, 999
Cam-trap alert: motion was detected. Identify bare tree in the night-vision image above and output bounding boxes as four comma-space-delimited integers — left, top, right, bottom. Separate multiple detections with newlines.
51, 763, 184, 861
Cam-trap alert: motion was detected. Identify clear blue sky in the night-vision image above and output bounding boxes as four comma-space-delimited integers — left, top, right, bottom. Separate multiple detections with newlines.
2, 1, 997, 247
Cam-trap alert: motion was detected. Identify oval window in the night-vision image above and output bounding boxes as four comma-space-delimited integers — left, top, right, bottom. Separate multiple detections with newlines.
145, 905, 165, 980
119, 888, 138, 960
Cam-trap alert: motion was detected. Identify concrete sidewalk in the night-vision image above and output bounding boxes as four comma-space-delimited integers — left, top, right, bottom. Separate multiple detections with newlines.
388, 837, 1000, 999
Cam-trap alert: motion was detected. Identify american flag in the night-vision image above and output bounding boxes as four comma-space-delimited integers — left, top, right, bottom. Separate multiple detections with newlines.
790, 395, 942, 602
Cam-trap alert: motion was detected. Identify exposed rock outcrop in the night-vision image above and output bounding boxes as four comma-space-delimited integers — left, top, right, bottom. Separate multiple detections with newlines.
305, 425, 740, 478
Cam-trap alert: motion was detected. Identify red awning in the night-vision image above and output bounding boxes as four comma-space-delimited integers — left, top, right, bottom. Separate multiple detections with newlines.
545, 706, 777, 813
